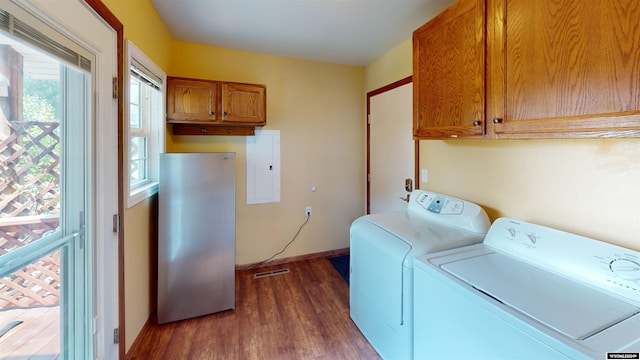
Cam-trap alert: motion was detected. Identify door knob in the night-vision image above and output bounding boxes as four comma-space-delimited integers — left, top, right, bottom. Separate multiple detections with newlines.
405, 178, 413, 192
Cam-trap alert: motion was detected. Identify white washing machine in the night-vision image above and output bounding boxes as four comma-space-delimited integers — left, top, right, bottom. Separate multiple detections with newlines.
349, 189, 490, 359
414, 217, 640, 359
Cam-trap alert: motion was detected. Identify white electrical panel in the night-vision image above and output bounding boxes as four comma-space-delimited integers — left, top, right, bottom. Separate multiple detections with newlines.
246, 129, 280, 204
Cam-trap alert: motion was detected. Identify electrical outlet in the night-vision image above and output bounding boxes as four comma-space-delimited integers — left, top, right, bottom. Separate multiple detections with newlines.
305, 206, 312, 216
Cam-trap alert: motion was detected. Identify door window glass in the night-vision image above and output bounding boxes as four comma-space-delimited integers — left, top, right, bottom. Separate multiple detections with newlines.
0, 15, 90, 359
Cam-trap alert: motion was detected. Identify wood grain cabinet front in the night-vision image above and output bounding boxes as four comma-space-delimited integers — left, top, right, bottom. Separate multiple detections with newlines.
167, 78, 218, 122
413, 0, 640, 139
487, 0, 640, 138
221, 82, 266, 126
413, 0, 485, 139
166, 77, 266, 133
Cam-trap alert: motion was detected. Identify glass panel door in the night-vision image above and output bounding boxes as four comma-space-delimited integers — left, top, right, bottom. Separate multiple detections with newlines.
0, 30, 90, 359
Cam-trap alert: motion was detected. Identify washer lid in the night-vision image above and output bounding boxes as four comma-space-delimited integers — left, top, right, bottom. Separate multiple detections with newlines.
442, 252, 640, 340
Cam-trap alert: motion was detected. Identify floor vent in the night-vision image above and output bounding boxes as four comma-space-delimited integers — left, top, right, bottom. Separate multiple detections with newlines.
253, 268, 290, 279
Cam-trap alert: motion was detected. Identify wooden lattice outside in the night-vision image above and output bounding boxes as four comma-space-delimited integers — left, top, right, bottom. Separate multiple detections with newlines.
0, 215, 61, 308
0, 121, 61, 308
1, 121, 60, 218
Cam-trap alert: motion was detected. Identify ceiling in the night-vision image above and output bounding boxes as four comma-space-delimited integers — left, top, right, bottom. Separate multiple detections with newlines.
149, 0, 455, 66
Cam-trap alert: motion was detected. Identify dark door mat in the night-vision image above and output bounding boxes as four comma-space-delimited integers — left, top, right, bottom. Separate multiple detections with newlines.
328, 255, 349, 284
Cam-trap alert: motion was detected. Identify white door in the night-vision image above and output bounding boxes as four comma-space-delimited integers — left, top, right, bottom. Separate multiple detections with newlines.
369, 81, 414, 214
0, 1, 119, 359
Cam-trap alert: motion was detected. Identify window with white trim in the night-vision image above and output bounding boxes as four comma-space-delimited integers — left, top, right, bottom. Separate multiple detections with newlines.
126, 41, 165, 207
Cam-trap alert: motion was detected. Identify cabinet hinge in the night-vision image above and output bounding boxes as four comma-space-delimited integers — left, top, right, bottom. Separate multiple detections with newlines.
112, 77, 118, 99
113, 328, 120, 344
112, 214, 120, 233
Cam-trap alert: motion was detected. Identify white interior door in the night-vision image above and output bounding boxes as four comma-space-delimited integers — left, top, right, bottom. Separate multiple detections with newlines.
369, 82, 414, 214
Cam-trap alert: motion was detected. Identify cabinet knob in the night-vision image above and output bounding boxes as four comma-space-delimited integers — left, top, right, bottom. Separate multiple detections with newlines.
209, 111, 215, 116
223, 111, 227, 116
473, 120, 481, 126
493, 117, 502, 124
201, 128, 207, 134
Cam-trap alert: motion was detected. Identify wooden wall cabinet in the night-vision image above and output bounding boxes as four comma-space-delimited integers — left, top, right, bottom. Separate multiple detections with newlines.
167, 78, 218, 122
221, 82, 266, 125
413, 0, 485, 139
414, 0, 640, 139
167, 76, 266, 135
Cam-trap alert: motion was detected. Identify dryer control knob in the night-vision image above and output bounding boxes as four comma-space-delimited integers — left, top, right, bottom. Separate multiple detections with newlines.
609, 259, 640, 281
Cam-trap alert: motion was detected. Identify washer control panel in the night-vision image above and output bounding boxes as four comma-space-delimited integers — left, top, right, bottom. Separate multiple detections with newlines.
415, 192, 464, 215
609, 259, 640, 281
407, 190, 490, 234
485, 218, 640, 306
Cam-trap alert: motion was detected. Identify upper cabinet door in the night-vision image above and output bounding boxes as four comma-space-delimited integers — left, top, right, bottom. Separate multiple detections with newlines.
488, 0, 640, 138
221, 82, 266, 125
167, 78, 218, 122
413, 0, 485, 139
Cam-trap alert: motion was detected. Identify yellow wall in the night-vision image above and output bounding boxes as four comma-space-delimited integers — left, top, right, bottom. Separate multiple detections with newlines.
365, 38, 413, 92
420, 139, 640, 250
103, 0, 173, 71
101, 0, 172, 351
365, 39, 640, 251
121, 197, 157, 349
168, 41, 366, 266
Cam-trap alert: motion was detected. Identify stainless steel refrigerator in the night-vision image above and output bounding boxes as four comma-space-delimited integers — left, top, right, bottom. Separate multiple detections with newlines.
157, 152, 235, 324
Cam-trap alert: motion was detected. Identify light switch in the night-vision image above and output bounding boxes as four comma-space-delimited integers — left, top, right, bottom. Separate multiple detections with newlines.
421, 169, 428, 183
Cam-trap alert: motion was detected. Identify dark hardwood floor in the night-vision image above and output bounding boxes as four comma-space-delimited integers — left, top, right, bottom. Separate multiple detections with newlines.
126, 257, 381, 359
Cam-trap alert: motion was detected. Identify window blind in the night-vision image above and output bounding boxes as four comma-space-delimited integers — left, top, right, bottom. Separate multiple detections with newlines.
131, 59, 161, 90
0, 8, 90, 71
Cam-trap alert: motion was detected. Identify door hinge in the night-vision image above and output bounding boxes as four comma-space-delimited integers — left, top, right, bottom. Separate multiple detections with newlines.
367, 114, 371, 124
113, 328, 120, 344
112, 214, 120, 233
112, 77, 118, 99
367, 173, 371, 183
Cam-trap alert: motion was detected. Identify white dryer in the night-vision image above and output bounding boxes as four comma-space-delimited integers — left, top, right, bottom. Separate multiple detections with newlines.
414, 217, 640, 359
349, 190, 490, 359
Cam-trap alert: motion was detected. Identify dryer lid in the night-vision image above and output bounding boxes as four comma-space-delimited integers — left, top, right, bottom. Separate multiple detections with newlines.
442, 252, 640, 340
355, 212, 484, 267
